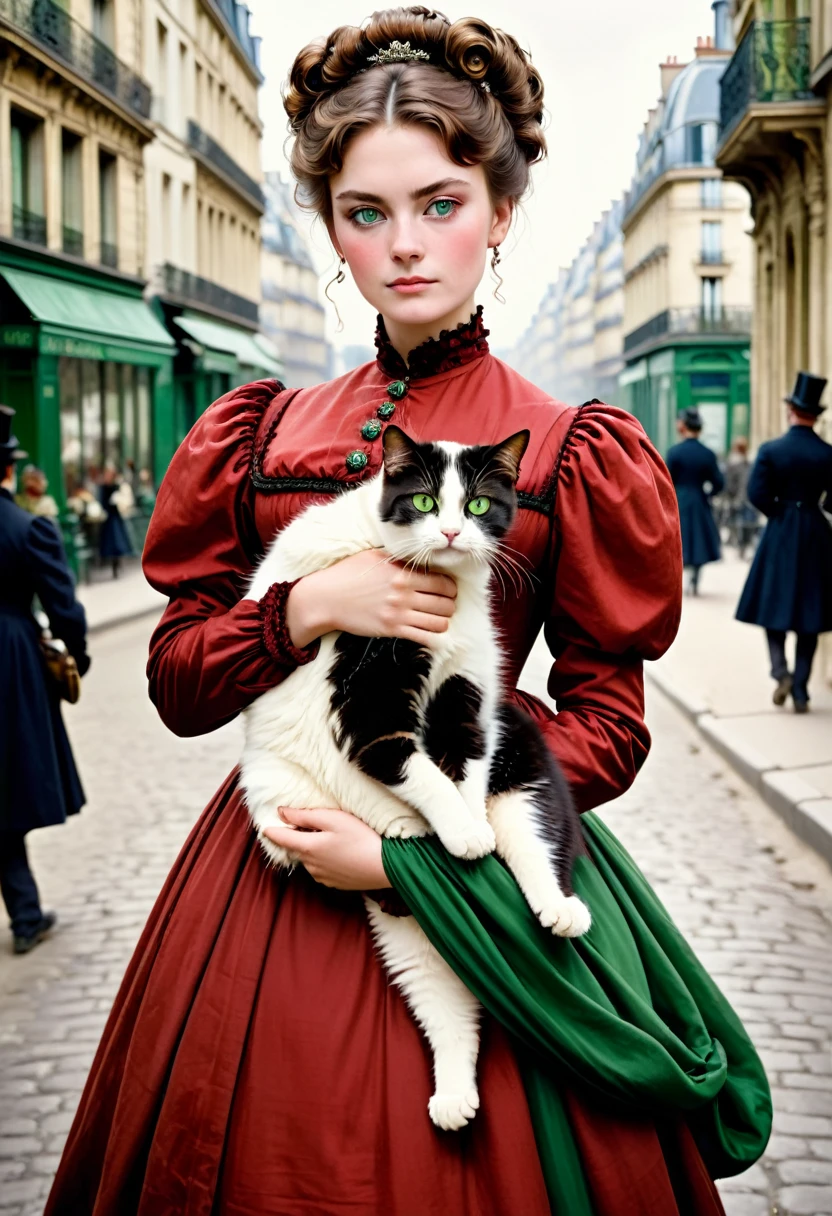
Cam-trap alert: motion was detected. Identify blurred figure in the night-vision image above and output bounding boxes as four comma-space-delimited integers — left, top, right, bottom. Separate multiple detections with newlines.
724, 437, 759, 558
15, 465, 60, 520
97, 465, 134, 578
666, 407, 724, 595
737, 373, 832, 713
0, 406, 90, 954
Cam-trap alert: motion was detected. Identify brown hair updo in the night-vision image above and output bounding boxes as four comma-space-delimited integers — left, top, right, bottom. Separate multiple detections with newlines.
284, 6, 546, 221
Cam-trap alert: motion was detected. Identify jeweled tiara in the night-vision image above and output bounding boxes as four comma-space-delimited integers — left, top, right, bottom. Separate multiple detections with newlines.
367, 40, 431, 66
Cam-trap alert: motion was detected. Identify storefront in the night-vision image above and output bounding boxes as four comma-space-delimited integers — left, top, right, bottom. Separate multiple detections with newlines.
0, 245, 175, 571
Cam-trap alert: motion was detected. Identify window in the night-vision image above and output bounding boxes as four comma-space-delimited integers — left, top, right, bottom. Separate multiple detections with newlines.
10, 108, 46, 244
195, 62, 203, 123
155, 20, 168, 123
61, 129, 84, 256
161, 173, 172, 263
701, 178, 722, 208
99, 149, 118, 268
701, 220, 723, 263
686, 122, 717, 165
92, 0, 114, 47
701, 276, 723, 321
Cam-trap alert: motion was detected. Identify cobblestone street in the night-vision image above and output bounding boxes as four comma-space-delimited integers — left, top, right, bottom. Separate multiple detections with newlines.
1, 617, 831, 1216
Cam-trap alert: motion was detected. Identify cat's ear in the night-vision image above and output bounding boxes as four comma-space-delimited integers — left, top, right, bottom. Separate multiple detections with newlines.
490, 430, 530, 483
382, 426, 420, 477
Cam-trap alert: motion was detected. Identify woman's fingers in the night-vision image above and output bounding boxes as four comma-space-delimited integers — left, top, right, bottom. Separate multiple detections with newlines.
408, 590, 457, 618
278, 806, 344, 832
404, 610, 451, 636
404, 570, 457, 599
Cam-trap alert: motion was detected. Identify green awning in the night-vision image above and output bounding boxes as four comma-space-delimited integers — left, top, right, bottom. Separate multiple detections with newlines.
0, 267, 175, 354
175, 314, 281, 376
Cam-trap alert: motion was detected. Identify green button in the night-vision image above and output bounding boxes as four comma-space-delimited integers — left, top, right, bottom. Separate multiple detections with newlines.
361, 419, 382, 440
387, 379, 408, 400
377, 401, 396, 420
345, 450, 368, 471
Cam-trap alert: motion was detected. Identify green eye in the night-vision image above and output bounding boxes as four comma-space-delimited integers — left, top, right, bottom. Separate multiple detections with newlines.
353, 207, 381, 225
428, 199, 456, 218
412, 493, 435, 513
467, 496, 491, 516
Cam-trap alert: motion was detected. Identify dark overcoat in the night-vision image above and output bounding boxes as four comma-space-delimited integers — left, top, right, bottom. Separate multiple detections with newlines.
98, 483, 133, 560
665, 437, 724, 567
0, 488, 90, 834
736, 425, 832, 633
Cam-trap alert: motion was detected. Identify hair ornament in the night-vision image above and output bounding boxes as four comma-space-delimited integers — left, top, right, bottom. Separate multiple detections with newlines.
367, 40, 431, 66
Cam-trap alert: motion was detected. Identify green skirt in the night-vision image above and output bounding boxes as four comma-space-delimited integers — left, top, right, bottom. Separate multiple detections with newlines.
382, 812, 772, 1215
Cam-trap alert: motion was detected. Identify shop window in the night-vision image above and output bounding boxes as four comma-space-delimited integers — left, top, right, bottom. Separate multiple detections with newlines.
82, 360, 103, 477
59, 358, 83, 496
136, 366, 153, 483
103, 362, 121, 469
61, 129, 84, 256
10, 108, 46, 245
99, 149, 118, 268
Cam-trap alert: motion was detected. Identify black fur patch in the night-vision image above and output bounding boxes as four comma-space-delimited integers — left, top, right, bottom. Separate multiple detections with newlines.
378, 440, 451, 527
423, 675, 485, 782
328, 634, 431, 785
489, 702, 586, 893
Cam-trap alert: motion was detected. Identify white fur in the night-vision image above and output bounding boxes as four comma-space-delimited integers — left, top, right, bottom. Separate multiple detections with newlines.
240, 447, 589, 1131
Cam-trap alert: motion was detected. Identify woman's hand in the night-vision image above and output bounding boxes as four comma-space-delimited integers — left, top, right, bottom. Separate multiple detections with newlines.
263, 807, 392, 890
286, 550, 457, 648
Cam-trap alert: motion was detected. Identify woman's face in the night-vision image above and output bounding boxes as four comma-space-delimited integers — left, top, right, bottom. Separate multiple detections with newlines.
329, 124, 512, 336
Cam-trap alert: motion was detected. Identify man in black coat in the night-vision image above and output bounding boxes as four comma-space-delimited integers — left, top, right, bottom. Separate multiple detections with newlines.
666, 408, 724, 595
0, 406, 90, 952
736, 373, 832, 712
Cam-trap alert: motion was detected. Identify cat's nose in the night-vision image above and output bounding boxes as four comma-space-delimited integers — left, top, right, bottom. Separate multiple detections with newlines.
442, 529, 460, 546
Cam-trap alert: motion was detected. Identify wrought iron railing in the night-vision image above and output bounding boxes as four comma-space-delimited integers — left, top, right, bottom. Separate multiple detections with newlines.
100, 241, 118, 269
62, 224, 83, 256
156, 262, 259, 326
187, 120, 264, 209
623, 306, 752, 353
12, 203, 46, 244
720, 18, 814, 136
0, 0, 152, 120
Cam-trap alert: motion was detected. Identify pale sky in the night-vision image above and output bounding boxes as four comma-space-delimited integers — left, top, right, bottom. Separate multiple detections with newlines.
246, 0, 720, 355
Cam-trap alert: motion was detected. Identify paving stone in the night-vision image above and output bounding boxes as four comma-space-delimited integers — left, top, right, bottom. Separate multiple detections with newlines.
0, 1136, 42, 1158
716, 1192, 772, 1216
777, 1184, 832, 1213
779, 1158, 832, 1185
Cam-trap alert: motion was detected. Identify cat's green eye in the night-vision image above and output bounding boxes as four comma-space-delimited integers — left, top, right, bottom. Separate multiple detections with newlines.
467, 496, 491, 516
412, 493, 436, 513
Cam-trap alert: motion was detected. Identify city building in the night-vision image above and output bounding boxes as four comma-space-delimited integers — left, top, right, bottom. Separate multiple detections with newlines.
502, 207, 623, 407
260, 172, 330, 387
0, 0, 175, 516
143, 0, 279, 443
716, 0, 831, 446
619, 1, 754, 458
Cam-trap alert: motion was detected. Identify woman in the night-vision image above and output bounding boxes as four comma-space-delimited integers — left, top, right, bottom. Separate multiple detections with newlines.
665, 408, 724, 595
96, 465, 134, 578
46, 11, 769, 1214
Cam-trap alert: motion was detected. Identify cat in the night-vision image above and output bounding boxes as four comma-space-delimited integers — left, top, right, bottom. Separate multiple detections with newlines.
241, 425, 590, 1131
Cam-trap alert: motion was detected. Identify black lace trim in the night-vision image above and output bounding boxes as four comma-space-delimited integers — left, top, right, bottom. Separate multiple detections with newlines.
374, 306, 490, 380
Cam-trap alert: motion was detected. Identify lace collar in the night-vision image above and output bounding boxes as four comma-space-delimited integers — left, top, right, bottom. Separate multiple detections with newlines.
374, 306, 490, 381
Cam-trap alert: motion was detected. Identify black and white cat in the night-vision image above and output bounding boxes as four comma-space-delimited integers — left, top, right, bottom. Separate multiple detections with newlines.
241, 426, 590, 1131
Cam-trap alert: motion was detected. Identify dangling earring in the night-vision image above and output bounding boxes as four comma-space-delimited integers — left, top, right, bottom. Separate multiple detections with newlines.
491, 246, 505, 304
325, 255, 346, 331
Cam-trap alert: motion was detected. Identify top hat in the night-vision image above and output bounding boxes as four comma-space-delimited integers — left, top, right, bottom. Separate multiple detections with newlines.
679, 407, 703, 432
0, 405, 28, 464
785, 372, 827, 416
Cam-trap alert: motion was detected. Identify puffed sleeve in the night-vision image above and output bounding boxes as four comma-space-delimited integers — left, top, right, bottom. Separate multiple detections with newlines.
515, 403, 683, 812
25, 516, 90, 676
143, 381, 317, 738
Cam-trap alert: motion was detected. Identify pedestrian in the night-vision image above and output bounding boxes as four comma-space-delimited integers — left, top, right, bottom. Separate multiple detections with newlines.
736, 372, 832, 713
46, 11, 770, 1214
724, 436, 758, 557
15, 464, 60, 520
666, 407, 724, 595
0, 406, 90, 954
96, 464, 134, 578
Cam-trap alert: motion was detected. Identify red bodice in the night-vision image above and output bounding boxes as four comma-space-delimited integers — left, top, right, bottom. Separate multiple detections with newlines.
143, 314, 683, 812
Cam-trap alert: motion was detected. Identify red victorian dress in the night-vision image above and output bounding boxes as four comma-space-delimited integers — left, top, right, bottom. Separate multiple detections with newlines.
45, 311, 729, 1216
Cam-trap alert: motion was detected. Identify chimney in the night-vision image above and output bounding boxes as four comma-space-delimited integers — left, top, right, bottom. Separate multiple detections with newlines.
660, 54, 686, 97
712, 0, 734, 51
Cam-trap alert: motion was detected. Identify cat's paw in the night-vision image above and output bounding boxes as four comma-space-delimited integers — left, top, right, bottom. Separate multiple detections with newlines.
439, 821, 496, 860
428, 1087, 480, 1131
538, 893, 591, 938
384, 818, 420, 840
256, 828, 296, 872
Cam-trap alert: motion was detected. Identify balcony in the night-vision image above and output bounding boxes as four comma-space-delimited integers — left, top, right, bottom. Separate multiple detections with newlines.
12, 203, 46, 245
186, 120, 264, 212
623, 307, 752, 356
0, 0, 152, 122
717, 18, 824, 177
62, 225, 83, 257
155, 262, 259, 327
